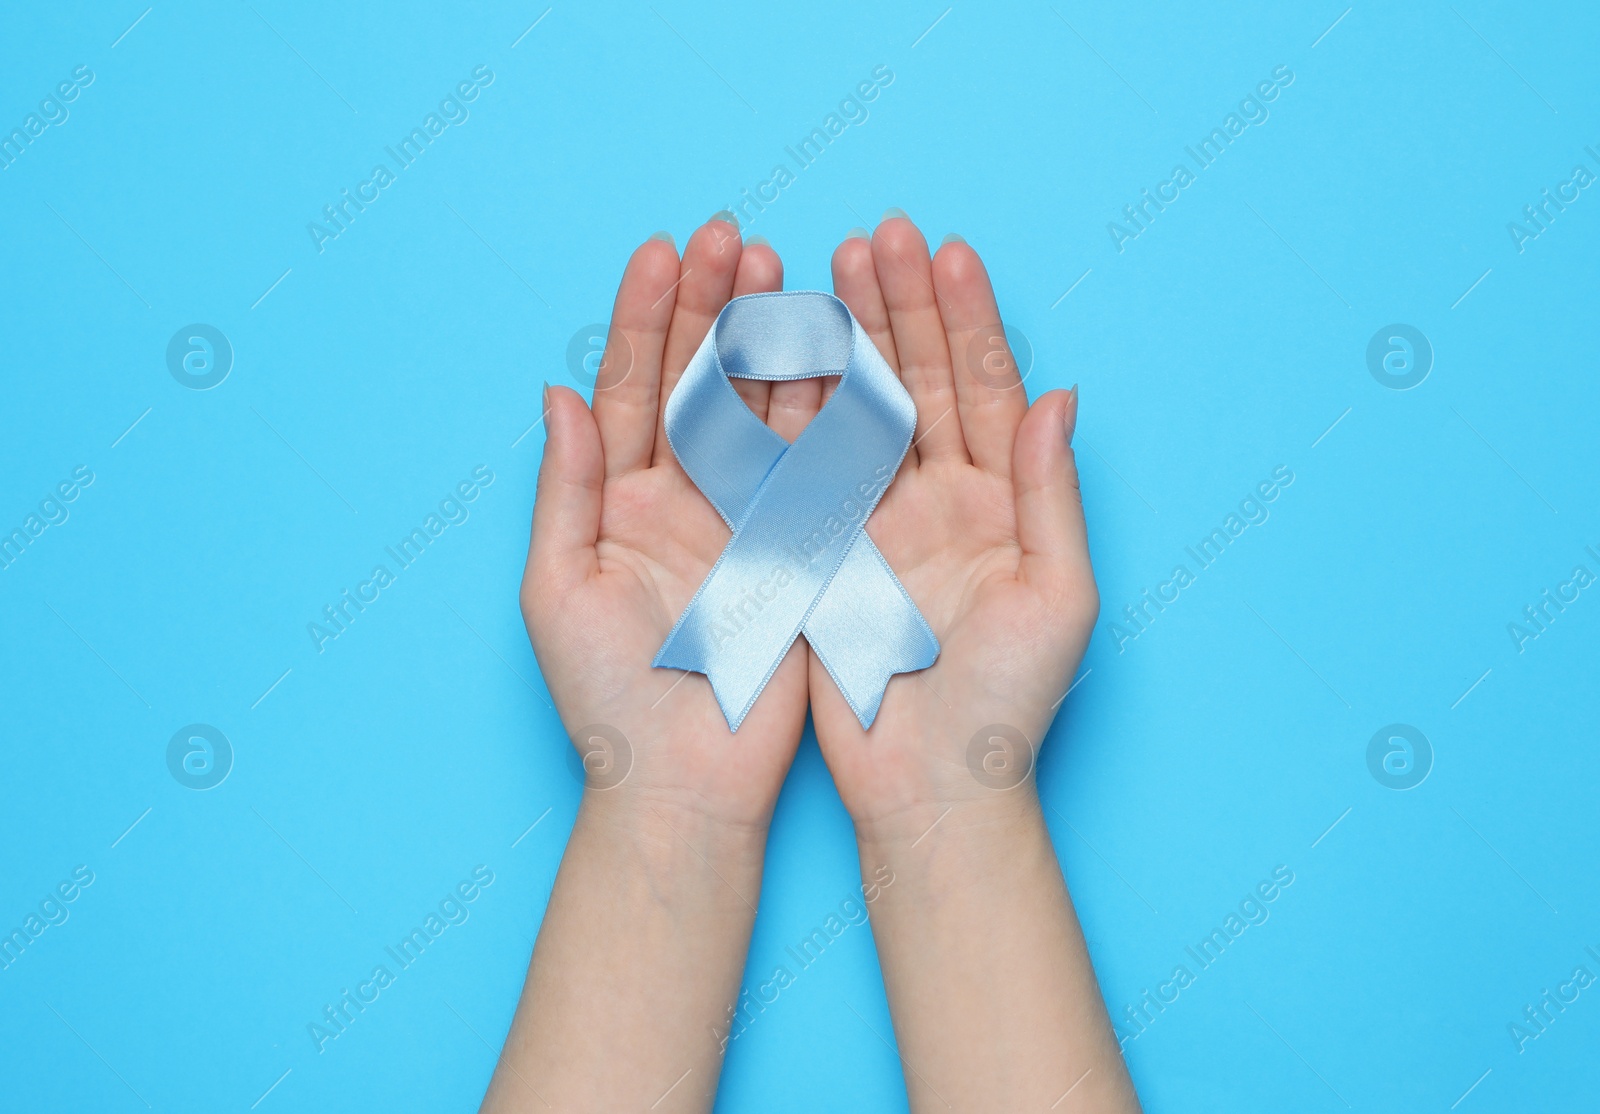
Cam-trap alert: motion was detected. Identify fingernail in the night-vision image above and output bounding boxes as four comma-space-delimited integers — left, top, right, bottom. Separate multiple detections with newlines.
710, 210, 737, 227
746, 234, 770, 248
940, 233, 965, 246
846, 226, 870, 240
1064, 384, 1078, 443
542, 380, 552, 417
881, 207, 909, 223
649, 230, 675, 247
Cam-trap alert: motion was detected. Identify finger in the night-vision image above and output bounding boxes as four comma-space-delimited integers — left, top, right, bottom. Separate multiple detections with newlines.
931, 237, 1029, 478
832, 230, 899, 371
873, 212, 967, 465
653, 214, 745, 467
831, 229, 908, 461
767, 370, 822, 443
729, 235, 784, 422
591, 235, 680, 478
528, 385, 603, 597
1013, 388, 1094, 606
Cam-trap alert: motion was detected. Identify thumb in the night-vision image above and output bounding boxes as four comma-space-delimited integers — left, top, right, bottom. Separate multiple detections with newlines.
1012, 387, 1094, 608
527, 384, 603, 596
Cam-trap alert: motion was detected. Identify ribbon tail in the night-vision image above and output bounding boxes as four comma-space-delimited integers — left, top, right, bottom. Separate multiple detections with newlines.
654, 626, 798, 733
804, 534, 939, 729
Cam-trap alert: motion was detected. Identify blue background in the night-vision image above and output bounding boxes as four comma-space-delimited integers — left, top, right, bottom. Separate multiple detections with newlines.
2, 1, 1597, 1110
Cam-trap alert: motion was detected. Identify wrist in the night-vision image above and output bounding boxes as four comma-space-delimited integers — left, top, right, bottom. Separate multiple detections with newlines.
827, 712, 1053, 835
574, 785, 771, 873
559, 711, 796, 836
852, 781, 1045, 857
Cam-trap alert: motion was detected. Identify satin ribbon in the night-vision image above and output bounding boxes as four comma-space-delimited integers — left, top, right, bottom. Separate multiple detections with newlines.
654, 291, 939, 730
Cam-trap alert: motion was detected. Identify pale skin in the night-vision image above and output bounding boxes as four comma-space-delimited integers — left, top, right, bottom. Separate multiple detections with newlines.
484, 212, 1139, 1112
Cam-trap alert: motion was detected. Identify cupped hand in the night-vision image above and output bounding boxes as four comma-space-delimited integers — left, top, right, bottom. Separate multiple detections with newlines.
522, 217, 815, 832
810, 216, 1099, 831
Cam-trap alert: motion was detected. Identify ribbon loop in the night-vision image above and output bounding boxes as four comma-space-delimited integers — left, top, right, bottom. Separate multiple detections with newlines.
654, 291, 939, 730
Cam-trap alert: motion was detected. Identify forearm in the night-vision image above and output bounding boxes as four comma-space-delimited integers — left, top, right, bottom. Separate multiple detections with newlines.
855, 791, 1139, 1113
484, 795, 765, 1113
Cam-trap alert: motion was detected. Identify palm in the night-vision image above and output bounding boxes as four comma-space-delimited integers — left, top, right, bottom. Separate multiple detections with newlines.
567, 467, 809, 810
522, 221, 809, 829
807, 218, 1096, 824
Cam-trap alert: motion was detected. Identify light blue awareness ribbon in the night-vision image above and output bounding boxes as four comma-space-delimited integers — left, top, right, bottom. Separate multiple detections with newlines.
654, 291, 939, 731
